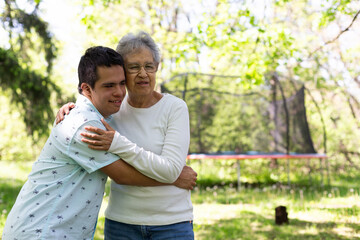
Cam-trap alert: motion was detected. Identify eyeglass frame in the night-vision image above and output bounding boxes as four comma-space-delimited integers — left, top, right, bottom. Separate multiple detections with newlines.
125, 62, 159, 74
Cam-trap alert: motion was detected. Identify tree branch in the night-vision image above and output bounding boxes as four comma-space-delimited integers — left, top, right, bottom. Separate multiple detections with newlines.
308, 9, 360, 59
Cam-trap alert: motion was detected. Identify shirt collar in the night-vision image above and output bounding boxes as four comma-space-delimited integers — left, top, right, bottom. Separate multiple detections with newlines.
76, 94, 113, 121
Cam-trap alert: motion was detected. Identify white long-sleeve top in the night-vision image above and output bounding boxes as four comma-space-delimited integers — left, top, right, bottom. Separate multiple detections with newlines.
105, 93, 193, 225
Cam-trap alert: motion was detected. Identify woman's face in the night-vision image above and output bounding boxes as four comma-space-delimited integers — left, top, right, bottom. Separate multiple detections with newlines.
123, 47, 158, 101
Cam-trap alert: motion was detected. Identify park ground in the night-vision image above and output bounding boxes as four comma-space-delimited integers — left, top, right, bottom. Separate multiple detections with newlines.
1, 159, 360, 240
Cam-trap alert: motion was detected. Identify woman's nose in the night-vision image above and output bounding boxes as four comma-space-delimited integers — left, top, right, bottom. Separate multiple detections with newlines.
138, 66, 147, 77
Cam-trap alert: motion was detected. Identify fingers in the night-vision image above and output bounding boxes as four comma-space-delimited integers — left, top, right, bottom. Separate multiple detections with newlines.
187, 172, 197, 190
68, 102, 75, 109
80, 125, 113, 152
189, 180, 197, 190
63, 102, 75, 114
81, 137, 110, 150
55, 109, 65, 124
81, 137, 103, 146
184, 166, 198, 178
80, 131, 102, 140
101, 118, 115, 131
63, 103, 70, 115
55, 114, 62, 124
84, 126, 105, 135
55, 102, 75, 124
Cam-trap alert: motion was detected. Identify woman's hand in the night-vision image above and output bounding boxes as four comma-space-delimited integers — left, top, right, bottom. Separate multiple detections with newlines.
173, 166, 197, 190
55, 102, 76, 124
81, 118, 116, 151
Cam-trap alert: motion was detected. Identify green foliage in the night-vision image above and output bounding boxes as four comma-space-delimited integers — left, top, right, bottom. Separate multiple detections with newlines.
2, 0, 359, 171
0, 48, 61, 136
0, 93, 45, 161
319, 0, 355, 27
0, 0, 65, 138
2, 0, 56, 72
83, 0, 121, 6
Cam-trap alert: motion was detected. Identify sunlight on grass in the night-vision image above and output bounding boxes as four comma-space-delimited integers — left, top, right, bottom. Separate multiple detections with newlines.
194, 203, 246, 224
190, 182, 360, 239
0, 161, 32, 181
333, 225, 360, 239
297, 224, 319, 236
1, 160, 360, 240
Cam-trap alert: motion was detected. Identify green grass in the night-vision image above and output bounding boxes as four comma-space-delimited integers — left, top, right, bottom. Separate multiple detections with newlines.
1, 159, 360, 239
191, 186, 360, 239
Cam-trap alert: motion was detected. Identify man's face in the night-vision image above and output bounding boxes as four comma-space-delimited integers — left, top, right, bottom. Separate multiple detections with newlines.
124, 47, 157, 99
84, 65, 126, 118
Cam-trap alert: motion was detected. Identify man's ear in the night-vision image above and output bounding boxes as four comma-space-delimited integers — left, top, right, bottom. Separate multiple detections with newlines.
81, 83, 92, 97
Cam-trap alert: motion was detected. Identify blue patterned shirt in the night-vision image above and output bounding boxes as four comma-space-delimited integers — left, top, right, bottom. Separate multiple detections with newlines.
2, 95, 119, 240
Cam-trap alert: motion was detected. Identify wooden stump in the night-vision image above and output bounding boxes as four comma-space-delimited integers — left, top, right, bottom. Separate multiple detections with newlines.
275, 206, 289, 225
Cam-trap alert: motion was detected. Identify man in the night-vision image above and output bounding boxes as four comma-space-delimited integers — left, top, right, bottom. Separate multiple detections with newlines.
2, 46, 196, 239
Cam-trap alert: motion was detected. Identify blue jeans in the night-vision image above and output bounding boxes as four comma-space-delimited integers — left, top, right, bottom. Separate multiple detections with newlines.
104, 218, 194, 240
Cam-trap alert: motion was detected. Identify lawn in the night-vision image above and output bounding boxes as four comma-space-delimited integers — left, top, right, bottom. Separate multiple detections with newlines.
1, 159, 360, 239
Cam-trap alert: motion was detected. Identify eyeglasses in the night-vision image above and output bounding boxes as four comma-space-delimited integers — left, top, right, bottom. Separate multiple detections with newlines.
125, 63, 158, 74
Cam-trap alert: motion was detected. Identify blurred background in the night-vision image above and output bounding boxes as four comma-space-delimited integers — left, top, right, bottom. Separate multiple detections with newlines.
1, 0, 360, 239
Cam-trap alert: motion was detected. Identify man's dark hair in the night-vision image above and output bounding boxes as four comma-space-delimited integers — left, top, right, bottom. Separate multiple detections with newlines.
78, 46, 125, 94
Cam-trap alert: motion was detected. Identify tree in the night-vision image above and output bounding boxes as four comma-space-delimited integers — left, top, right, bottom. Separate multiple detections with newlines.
0, 0, 62, 137
79, 0, 360, 168
3, 0, 359, 169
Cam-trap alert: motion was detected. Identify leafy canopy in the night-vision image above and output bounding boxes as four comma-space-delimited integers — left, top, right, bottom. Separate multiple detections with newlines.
0, 0, 62, 137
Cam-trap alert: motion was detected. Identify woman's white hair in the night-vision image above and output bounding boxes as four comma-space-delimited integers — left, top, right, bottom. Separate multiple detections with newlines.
116, 31, 160, 63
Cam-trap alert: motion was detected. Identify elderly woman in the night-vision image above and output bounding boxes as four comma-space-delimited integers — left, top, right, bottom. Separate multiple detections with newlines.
57, 31, 195, 239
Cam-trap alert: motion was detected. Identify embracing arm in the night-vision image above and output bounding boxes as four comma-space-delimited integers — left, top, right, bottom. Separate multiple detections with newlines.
82, 100, 190, 183
101, 159, 197, 189
57, 100, 191, 184
103, 159, 167, 186
70, 119, 196, 190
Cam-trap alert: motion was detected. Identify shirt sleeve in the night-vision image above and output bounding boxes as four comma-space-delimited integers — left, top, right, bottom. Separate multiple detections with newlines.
69, 120, 120, 173
108, 100, 190, 183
